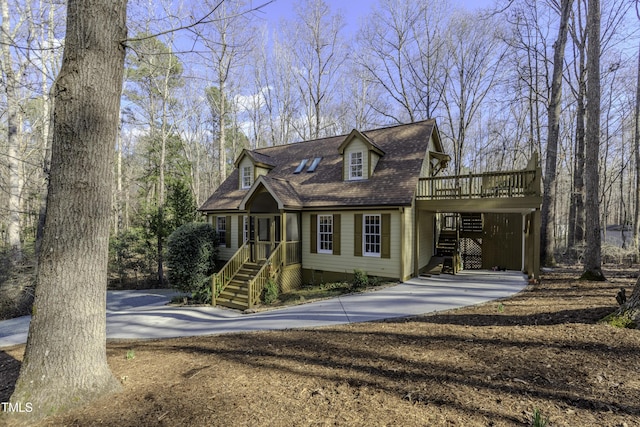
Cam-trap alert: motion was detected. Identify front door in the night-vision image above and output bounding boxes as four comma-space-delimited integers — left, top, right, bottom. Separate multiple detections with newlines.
251, 215, 281, 261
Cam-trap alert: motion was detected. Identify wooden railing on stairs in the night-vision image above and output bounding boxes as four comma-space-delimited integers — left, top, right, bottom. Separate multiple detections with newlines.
211, 243, 250, 306
248, 241, 284, 308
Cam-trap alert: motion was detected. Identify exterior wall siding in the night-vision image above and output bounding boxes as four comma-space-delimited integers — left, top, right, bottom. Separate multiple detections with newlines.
420, 135, 440, 177
301, 210, 401, 281
209, 213, 242, 261
370, 152, 380, 175
418, 211, 434, 270
256, 166, 270, 178
402, 206, 414, 280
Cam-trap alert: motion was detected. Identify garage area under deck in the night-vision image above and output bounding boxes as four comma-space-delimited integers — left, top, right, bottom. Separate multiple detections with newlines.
414, 159, 542, 279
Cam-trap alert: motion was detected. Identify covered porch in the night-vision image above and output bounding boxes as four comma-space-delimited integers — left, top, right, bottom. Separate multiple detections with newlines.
211, 183, 303, 310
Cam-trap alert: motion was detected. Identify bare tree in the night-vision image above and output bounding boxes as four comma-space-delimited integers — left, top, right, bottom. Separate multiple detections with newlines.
581, 0, 605, 280
567, 0, 588, 256
356, 0, 448, 124
540, 0, 574, 267
1, 0, 26, 263
440, 9, 508, 176
634, 39, 640, 250
9, 0, 127, 419
284, 0, 348, 140
195, 0, 255, 182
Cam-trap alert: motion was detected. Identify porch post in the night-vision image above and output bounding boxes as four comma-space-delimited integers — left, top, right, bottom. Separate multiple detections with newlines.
521, 213, 527, 273
281, 210, 287, 266
532, 208, 541, 278
414, 207, 419, 278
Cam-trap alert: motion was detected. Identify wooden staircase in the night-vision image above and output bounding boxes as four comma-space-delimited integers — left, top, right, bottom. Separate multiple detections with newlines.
436, 230, 458, 274
460, 213, 482, 234
216, 261, 263, 310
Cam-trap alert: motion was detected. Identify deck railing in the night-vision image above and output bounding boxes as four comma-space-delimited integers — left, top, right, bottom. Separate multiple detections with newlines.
248, 241, 284, 308
211, 242, 250, 306
285, 240, 301, 265
417, 169, 540, 200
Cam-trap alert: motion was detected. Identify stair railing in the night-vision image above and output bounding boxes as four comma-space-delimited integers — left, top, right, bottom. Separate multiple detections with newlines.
248, 241, 284, 308
211, 242, 250, 306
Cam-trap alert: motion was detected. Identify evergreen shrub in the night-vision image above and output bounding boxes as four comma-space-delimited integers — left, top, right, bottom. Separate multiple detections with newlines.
167, 222, 218, 298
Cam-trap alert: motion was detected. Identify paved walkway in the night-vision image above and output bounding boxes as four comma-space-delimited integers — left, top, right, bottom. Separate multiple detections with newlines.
0, 270, 527, 348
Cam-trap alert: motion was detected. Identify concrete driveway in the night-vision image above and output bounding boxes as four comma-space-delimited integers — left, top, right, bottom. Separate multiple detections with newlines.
0, 270, 527, 348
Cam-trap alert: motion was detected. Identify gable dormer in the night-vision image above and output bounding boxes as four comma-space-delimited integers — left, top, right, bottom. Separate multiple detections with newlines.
234, 149, 275, 190
418, 123, 450, 177
338, 129, 385, 181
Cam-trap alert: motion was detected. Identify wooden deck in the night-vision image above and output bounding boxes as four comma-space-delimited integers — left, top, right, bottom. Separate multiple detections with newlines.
416, 166, 542, 213
417, 169, 541, 200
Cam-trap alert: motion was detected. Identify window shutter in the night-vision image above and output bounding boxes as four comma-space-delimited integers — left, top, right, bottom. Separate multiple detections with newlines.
225, 216, 232, 248
381, 213, 391, 258
333, 214, 341, 255
354, 214, 362, 257
310, 214, 317, 254
237, 216, 244, 247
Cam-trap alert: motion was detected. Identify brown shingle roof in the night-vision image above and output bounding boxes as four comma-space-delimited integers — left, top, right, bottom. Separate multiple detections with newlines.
199, 119, 440, 211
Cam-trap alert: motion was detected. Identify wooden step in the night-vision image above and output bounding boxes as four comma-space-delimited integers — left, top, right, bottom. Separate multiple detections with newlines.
215, 297, 249, 310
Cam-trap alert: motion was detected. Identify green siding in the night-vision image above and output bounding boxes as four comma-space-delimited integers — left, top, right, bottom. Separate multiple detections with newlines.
302, 210, 402, 280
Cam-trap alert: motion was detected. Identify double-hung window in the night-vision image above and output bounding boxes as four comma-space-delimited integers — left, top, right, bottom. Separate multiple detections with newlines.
318, 215, 333, 254
217, 217, 226, 246
363, 214, 381, 257
241, 166, 252, 189
349, 151, 363, 180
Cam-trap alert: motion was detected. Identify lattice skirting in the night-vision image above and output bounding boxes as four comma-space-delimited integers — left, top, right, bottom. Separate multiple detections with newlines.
460, 238, 482, 269
280, 264, 302, 293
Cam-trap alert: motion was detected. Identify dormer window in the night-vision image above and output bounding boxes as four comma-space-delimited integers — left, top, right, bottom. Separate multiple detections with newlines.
349, 152, 363, 180
242, 166, 253, 189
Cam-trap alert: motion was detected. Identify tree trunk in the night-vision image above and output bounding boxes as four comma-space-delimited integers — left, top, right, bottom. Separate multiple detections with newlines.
219, 78, 227, 184
36, 4, 56, 258
10, 0, 127, 419
581, 0, 605, 280
615, 276, 640, 327
634, 39, 640, 252
568, 76, 586, 255
541, 0, 573, 267
1, 0, 23, 264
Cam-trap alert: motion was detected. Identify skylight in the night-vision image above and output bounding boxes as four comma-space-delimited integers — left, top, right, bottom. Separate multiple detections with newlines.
293, 158, 308, 174
307, 157, 322, 172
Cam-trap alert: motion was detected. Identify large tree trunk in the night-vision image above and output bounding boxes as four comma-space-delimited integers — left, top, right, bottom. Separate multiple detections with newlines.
581, 0, 605, 280
10, 0, 127, 420
540, 0, 573, 267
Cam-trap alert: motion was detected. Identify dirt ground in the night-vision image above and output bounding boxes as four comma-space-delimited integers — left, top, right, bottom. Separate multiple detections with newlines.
1, 266, 639, 426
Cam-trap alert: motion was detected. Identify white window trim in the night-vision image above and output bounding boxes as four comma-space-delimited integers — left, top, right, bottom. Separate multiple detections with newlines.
317, 214, 333, 254
349, 151, 364, 180
241, 166, 253, 189
217, 216, 226, 247
363, 214, 381, 257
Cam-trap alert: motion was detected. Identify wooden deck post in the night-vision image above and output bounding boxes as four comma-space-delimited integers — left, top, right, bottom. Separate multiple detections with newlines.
211, 273, 217, 306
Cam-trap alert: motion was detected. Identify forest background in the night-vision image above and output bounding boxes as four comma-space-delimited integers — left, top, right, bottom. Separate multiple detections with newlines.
1, 0, 639, 292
